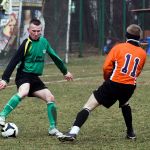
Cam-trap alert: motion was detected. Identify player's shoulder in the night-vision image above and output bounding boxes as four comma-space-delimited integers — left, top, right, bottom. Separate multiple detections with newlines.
40, 36, 51, 45
133, 43, 147, 56
21, 38, 29, 44
112, 42, 125, 49
109, 42, 125, 53
19, 38, 31, 48
40, 36, 48, 42
138, 46, 147, 53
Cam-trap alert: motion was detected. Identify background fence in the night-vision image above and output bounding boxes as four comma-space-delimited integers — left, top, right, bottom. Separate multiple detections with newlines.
67, 0, 150, 56
0, 0, 150, 66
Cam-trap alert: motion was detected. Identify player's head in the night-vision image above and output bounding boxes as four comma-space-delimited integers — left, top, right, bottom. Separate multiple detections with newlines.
28, 19, 42, 40
126, 24, 143, 41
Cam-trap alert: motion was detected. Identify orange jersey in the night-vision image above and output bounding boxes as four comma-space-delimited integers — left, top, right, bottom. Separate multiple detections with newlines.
103, 42, 147, 85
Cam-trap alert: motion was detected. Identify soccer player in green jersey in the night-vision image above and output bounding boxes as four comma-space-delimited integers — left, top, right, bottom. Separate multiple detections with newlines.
0, 19, 73, 137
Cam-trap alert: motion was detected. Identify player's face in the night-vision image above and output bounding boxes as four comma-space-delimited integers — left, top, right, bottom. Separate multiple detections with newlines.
28, 24, 42, 40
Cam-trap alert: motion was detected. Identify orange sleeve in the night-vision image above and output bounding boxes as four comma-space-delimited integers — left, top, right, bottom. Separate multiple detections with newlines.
103, 47, 116, 80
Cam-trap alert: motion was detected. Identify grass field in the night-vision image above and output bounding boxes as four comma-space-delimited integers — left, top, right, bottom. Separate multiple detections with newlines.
0, 56, 149, 150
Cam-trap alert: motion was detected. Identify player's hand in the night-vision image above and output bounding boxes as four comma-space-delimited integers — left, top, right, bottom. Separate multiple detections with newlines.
0, 80, 7, 90
64, 72, 73, 81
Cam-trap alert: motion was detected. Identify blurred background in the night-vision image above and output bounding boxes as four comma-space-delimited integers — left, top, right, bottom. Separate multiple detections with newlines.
0, 0, 150, 65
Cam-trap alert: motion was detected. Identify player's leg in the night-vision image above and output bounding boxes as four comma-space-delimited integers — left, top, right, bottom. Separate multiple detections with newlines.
121, 102, 136, 139
33, 88, 62, 136
58, 81, 117, 142
0, 83, 30, 126
119, 84, 136, 140
70, 94, 99, 133
58, 93, 100, 141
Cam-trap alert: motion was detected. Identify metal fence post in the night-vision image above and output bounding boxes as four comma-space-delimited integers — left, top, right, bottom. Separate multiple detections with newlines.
123, 0, 126, 41
98, 0, 105, 55
79, 0, 83, 57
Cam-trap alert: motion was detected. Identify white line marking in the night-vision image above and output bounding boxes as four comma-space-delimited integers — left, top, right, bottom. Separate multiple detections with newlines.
7, 76, 100, 88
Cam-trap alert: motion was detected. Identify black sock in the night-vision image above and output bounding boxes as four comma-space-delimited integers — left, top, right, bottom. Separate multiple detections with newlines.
73, 108, 90, 128
121, 104, 133, 132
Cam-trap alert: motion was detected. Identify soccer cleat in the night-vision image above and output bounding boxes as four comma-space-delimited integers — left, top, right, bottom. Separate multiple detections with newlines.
126, 130, 136, 140
58, 133, 76, 142
48, 128, 63, 137
0, 116, 5, 127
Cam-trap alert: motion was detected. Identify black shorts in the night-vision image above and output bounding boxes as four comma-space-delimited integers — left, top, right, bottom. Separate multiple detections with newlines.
93, 80, 136, 108
15, 71, 47, 97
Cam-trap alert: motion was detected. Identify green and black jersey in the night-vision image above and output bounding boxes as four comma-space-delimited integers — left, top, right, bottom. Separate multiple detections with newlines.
2, 37, 67, 83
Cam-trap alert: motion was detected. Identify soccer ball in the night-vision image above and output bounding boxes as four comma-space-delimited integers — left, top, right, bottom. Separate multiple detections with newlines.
1, 123, 18, 138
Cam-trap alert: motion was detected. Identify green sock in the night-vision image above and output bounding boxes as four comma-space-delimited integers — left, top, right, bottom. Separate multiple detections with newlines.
47, 102, 57, 129
0, 94, 21, 118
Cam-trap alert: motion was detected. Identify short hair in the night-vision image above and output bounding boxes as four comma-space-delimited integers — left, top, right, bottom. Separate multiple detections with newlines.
126, 24, 142, 37
126, 24, 143, 40
30, 19, 41, 26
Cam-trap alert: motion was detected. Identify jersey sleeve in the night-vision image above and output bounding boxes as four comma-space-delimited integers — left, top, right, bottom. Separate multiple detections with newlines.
136, 50, 147, 77
1, 40, 27, 83
103, 46, 116, 80
46, 42, 67, 75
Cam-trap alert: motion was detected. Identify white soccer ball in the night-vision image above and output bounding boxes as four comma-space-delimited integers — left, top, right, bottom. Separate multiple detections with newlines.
1, 122, 18, 138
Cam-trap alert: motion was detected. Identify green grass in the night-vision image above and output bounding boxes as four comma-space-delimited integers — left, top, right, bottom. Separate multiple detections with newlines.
0, 55, 150, 150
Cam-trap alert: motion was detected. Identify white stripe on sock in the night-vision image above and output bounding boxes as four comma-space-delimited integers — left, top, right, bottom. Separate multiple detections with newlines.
6, 104, 14, 110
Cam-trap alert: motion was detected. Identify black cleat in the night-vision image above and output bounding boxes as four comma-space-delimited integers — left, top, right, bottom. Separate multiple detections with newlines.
126, 130, 136, 140
58, 133, 76, 142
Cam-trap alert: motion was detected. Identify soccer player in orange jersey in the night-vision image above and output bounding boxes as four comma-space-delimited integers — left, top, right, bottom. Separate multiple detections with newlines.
58, 24, 147, 141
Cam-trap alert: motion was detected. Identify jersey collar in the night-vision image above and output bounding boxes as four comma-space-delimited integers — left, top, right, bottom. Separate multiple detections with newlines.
126, 39, 140, 46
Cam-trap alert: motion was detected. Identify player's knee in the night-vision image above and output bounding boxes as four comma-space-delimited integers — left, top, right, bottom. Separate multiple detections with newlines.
121, 103, 131, 111
83, 105, 91, 111
46, 94, 55, 103
83, 94, 99, 111
83, 108, 91, 113
17, 92, 28, 99
50, 95, 55, 101
120, 102, 129, 108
